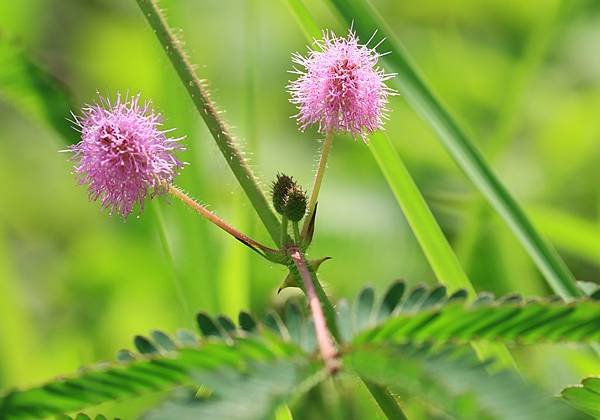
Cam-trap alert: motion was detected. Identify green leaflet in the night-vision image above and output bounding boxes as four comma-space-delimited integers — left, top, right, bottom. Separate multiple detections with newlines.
322, 0, 581, 300
562, 377, 600, 418
346, 344, 581, 420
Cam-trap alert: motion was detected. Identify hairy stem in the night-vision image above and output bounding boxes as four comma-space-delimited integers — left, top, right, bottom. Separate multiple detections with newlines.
136, 0, 281, 244
168, 185, 279, 255
301, 130, 334, 240
289, 247, 340, 373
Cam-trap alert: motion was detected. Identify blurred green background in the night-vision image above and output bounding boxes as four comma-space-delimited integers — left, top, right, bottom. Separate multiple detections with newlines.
0, 0, 599, 417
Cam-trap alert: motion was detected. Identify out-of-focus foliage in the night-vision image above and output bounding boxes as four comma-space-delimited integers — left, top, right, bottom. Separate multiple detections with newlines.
1, 281, 595, 419
0, 0, 599, 418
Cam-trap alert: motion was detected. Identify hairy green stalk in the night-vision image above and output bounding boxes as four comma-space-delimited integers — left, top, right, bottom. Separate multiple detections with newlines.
302, 130, 334, 240
135, 0, 281, 245
168, 185, 279, 257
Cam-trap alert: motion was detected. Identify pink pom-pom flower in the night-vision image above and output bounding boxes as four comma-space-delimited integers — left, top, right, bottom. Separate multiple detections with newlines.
69, 94, 184, 218
288, 30, 395, 139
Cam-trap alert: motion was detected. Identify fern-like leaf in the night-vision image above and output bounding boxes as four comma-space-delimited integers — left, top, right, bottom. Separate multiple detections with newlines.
2, 282, 597, 419
344, 281, 600, 345
0, 327, 305, 419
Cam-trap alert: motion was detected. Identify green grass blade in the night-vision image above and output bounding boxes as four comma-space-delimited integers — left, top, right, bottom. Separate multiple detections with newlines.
529, 206, 600, 264
324, 0, 582, 299
455, 0, 563, 295
362, 379, 408, 420
285, 0, 321, 39
369, 133, 474, 294
375, 136, 517, 367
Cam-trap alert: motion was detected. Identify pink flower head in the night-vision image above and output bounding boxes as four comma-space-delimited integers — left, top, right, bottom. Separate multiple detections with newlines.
288, 30, 394, 139
69, 94, 184, 218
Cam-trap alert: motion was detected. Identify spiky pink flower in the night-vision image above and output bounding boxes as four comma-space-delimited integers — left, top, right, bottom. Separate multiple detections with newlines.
288, 30, 394, 139
69, 94, 184, 218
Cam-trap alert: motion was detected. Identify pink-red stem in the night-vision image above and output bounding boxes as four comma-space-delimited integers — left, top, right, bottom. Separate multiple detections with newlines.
168, 185, 279, 255
288, 246, 340, 373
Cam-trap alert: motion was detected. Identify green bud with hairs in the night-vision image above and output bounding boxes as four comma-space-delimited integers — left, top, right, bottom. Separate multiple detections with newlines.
284, 185, 308, 222
271, 173, 295, 215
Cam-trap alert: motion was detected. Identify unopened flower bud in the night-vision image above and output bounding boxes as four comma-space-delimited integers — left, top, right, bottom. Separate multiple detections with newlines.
271, 173, 295, 214
284, 185, 307, 222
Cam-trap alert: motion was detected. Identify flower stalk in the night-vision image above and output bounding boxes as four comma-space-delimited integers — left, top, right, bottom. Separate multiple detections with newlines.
301, 130, 334, 241
168, 184, 280, 257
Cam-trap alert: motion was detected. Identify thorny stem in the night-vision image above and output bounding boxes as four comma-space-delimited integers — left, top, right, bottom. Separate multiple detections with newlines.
168, 185, 279, 256
136, 0, 281, 245
301, 130, 334, 241
289, 247, 340, 374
